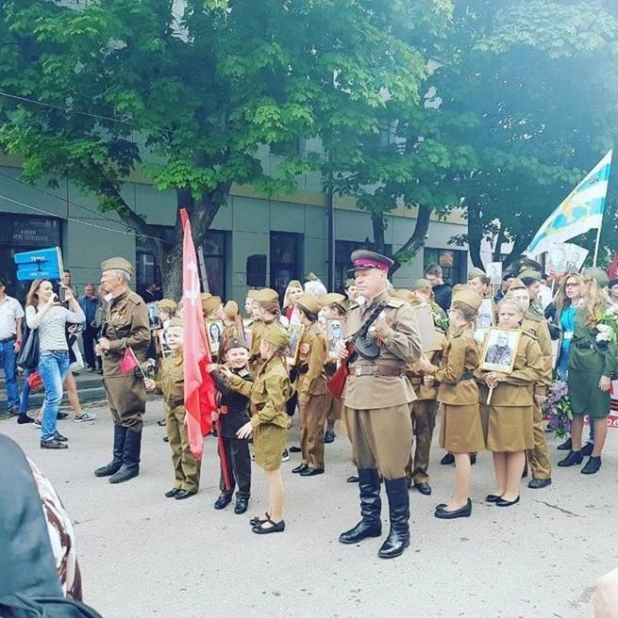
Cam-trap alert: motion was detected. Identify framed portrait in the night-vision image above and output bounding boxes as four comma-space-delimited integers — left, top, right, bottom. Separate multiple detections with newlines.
146, 302, 161, 330
414, 304, 438, 352
326, 318, 346, 355
285, 323, 304, 366
480, 327, 521, 373
477, 298, 495, 331
206, 320, 223, 355
156, 329, 171, 358
486, 262, 503, 285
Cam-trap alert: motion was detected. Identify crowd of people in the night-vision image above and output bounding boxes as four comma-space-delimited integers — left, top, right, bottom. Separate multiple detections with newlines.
1, 252, 618, 563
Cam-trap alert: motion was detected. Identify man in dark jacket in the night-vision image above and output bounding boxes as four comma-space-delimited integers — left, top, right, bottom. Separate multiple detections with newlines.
424, 263, 452, 312
209, 337, 253, 514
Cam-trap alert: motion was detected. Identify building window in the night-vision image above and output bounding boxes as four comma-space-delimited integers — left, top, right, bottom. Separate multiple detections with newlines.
335, 240, 392, 292
423, 248, 466, 285
0, 214, 62, 301
136, 227, 228, 299
270, 232, 304, 299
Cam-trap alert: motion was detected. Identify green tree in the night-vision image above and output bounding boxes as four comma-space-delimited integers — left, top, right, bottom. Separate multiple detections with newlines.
0, 0, 432, 296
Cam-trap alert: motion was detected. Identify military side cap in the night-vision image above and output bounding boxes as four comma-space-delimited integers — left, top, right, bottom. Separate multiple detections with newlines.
350, 250, 393, 273
412, 278, 432, 291
100, 257, 134, 277
508, 278, 527, 291
320, 293, 346, 308
157, 299, 177, 312
225, 336, 248, 352
247, 290, 258, 299
224, 300, 239, 319
519, 269, 541, 283
584, 266, 609, 288
305, 272, 318, 282
253, 288, 279, 304
167, 317, 184, 329
297, 293, 321, 315
468, 267, 486, 280
344, 278, 356, 289
287, 279, 303, 291
452, 288, 483, 311
262, 324, 289, 349
202, 295, 221, 314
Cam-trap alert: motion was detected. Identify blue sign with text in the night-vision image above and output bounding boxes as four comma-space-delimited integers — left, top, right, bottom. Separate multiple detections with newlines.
14, 247, 64, 281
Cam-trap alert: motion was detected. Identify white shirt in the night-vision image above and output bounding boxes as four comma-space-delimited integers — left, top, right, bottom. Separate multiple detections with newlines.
0, 295, 24, 340
538, 285, 553, 310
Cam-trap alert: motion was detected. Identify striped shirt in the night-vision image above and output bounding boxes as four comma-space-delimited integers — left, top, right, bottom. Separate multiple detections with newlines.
26, 305, 85, 353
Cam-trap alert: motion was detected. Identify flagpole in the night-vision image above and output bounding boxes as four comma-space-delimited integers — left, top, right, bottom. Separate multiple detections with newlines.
593, 224, 603, 267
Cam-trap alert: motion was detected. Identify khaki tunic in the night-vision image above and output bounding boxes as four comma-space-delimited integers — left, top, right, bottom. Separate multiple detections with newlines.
478, 330, 544, 452
156, 354, 201, 492
343, 291, 422, 479
429, 326, 484, 454
102, 289, 150, 431
228, 356, 290, 471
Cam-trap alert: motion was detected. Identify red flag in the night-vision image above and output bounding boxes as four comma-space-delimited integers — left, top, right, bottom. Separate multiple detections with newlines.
607, 251, 618, 280
181, 209, 216, 459
119, 347, 139, 375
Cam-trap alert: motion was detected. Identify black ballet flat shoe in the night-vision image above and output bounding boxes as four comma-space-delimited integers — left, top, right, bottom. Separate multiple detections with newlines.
213, 493, 233, 509
496, 495, 520, 507
165, 488, 181, 498
469, 453, 477, 465
252, 518, 285, 535
581, 456, 602, 475
324, 431, 336, 444
413, 482, 432, 496
234, 498, 249, 514
434, 499, 472, 519
292, 464, 309, 474
346, 475, 359, 483
528, 478, 552, 489
440, 453, 455, 466
557, 437, 572, 451
175, 489, 197, 500
581, 442, 594, 457
289, 445, 302, 453
250, 512, 269, 526
157, 419, 166, 427
557, 450, 583, 467
300, 467, 324, 477
163, 436, 169, 443
485, 494, 502, 503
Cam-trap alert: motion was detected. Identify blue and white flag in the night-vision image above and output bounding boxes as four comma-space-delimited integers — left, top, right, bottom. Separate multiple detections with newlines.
526, 150, 613, 256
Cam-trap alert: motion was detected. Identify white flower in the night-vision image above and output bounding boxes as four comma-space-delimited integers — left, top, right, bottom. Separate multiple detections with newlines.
606, 305, 618, 316
596, 325, 612, 342
597, 324, 612, 333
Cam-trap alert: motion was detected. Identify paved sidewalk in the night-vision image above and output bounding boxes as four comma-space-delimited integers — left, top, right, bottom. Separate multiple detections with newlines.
1, 402, 616, 618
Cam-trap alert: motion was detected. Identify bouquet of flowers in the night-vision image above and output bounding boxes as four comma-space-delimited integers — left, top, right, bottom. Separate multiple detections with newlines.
544, 380, 573, 438
595, 305, 618, 344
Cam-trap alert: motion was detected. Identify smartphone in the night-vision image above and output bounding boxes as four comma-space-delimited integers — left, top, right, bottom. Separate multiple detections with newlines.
58, 286, 66, 303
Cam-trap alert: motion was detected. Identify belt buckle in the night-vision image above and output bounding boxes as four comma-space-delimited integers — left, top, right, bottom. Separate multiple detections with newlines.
355, 366, 362, 377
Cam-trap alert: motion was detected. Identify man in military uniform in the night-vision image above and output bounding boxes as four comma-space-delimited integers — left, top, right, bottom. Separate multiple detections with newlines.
95, 258, 151, 484
468, 267, 493, 299
485, 331, 514, 367
335, 250, 422, 559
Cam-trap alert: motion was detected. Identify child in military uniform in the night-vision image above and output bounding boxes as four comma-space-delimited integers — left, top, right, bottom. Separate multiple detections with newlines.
419, 288, 484, 520
144, 318, 201, 500
208, 337, 253, 514
477, 298, 544, 506
221, 324, 290, 534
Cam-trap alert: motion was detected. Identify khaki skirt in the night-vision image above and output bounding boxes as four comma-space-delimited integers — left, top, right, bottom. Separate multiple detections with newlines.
253, 424, 288, 471
486, 405, 533, 452
439, 403, 485, 454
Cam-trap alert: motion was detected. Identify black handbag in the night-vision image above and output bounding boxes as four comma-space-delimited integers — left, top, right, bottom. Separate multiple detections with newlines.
17, 323, 39, 371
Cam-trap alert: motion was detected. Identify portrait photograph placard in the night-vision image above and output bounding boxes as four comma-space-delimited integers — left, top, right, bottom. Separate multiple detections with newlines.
326, 318, 346, 355
157, 329, 171, 358
206, 320, 224, 355
147, 302, 161, 330
477, 298, 495, 331
480, 327, 521, 373
285, 323, 304, 365
414, 304, 438, 352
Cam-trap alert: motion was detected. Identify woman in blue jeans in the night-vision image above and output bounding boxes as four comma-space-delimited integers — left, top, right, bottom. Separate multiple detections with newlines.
25, 280, 85, 449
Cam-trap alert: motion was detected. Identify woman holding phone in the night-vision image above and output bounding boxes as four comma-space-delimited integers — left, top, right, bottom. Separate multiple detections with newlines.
25, 279, 85, 450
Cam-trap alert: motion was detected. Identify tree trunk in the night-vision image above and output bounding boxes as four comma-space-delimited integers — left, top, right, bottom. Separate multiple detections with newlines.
371, 211, 386, 254
492, 223, 506, 263
390, 204, 432, 275
466, 202, 484, 269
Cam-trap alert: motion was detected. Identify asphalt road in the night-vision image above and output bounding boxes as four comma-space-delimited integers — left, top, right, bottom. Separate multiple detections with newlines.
2, 401, 617, 618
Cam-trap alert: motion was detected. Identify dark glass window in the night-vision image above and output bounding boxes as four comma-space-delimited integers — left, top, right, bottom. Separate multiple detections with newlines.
270, 232, 304, 299
335, 240, 392, 292
0, 214, 62, 301
423, 248, 467, 284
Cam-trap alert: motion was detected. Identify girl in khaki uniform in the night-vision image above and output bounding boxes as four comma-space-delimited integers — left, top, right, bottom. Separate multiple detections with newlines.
419, 288, 483, 520
477, 298, 544, 507
222, 324, 290, 535
292, 293, 330, 476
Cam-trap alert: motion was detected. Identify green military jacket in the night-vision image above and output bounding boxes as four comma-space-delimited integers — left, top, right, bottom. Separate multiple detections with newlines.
569, 307, 618, 378
156, 353, 184, 410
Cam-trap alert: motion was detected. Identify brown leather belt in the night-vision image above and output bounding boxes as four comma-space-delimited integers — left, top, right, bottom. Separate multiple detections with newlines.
353, 365, 405, 378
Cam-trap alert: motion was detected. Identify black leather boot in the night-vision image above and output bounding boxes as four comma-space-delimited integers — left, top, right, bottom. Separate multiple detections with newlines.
94, 424, 126, 477
339, 468, 382, 544
378, 478, 410, 559
109, 429, 142, 484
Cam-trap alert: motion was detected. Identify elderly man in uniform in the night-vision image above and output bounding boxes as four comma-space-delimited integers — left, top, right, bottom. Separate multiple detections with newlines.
94, 258, 151, 484
335, 250, 422, 559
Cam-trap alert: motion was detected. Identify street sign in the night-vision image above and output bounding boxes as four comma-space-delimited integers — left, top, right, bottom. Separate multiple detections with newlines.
13, 247, 64, 281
